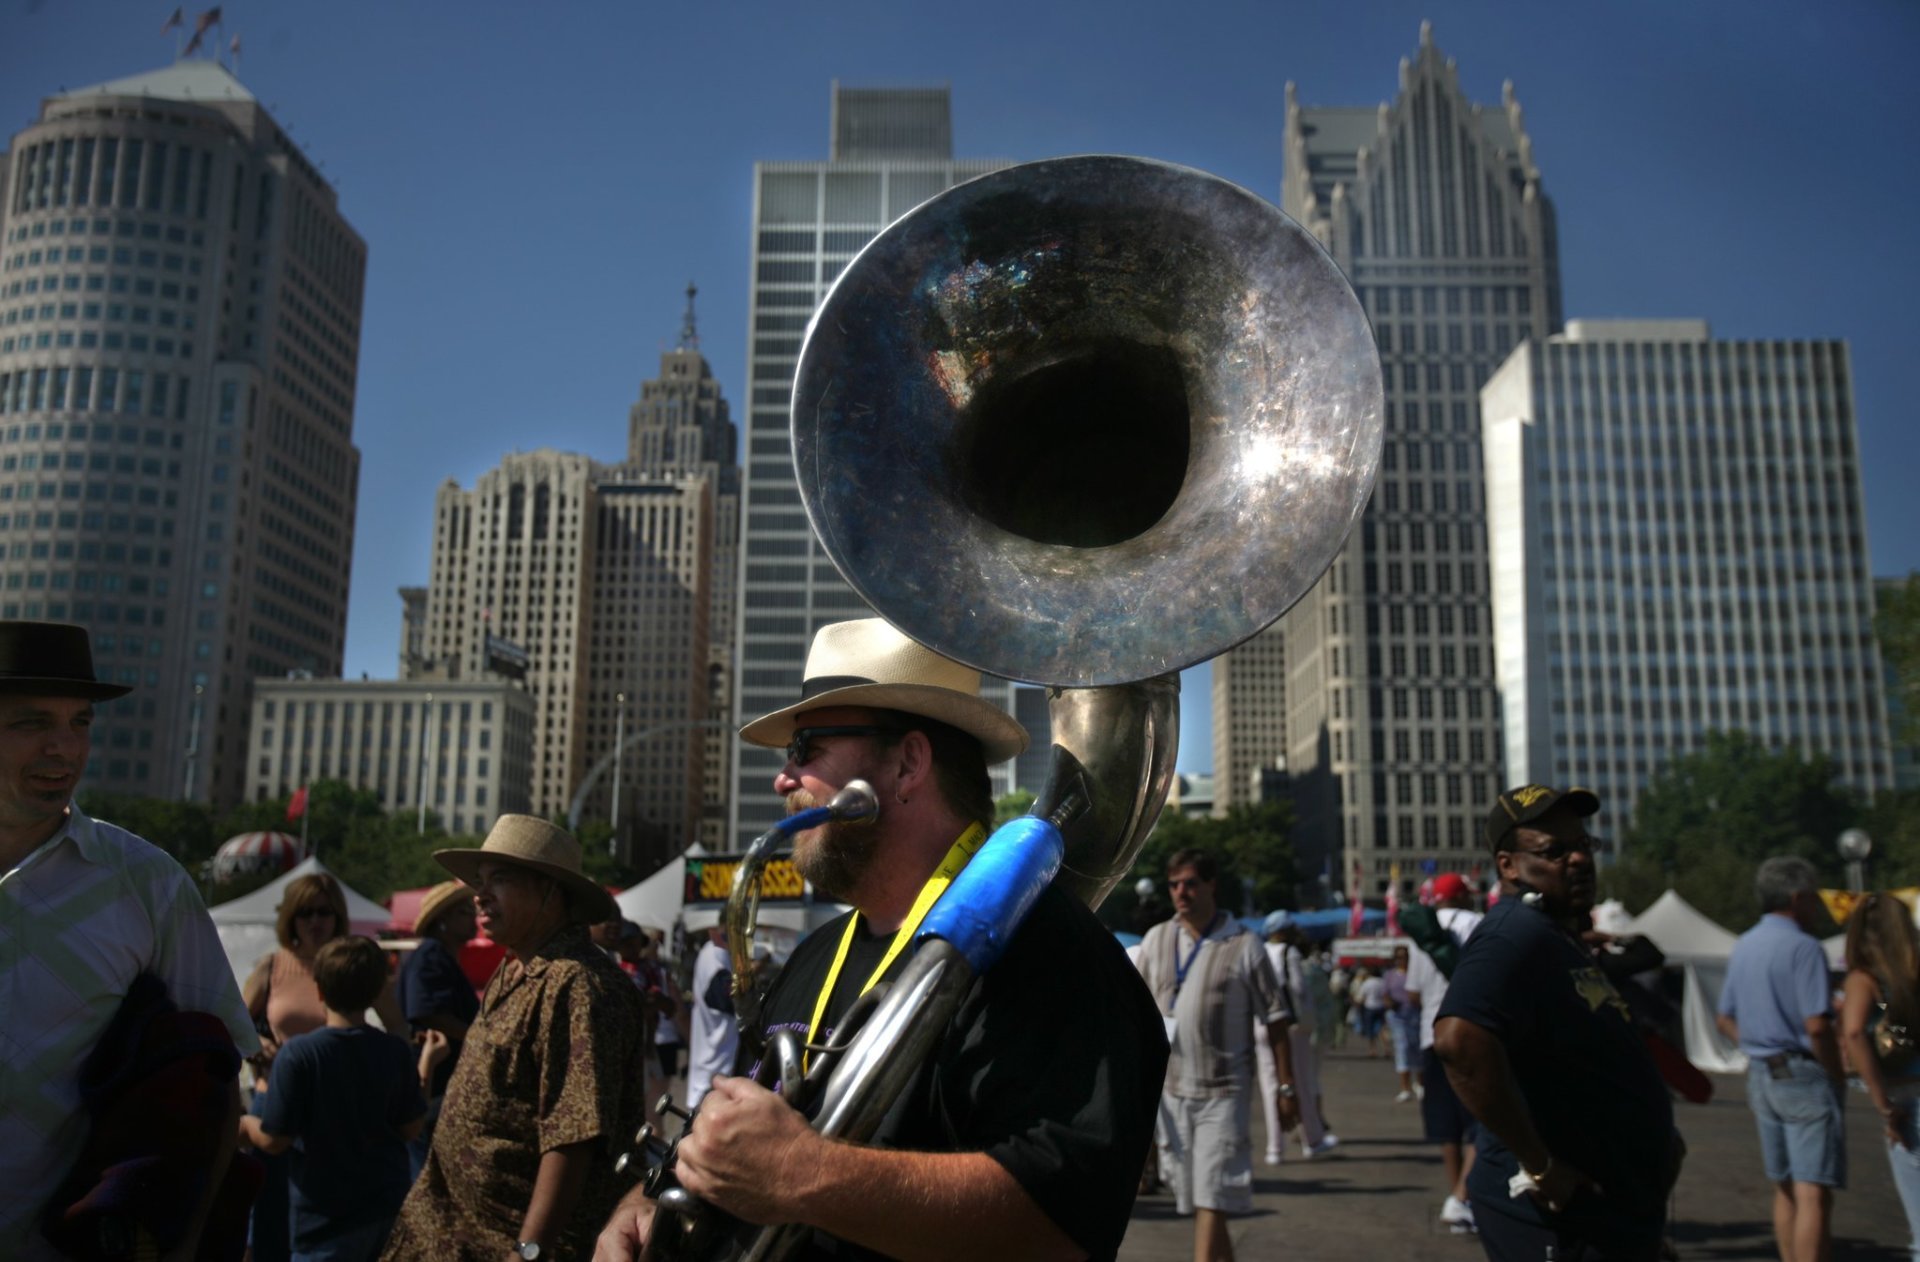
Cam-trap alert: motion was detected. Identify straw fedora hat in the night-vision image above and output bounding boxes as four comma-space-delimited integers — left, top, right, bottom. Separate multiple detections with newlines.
739, 618, 1027, 765
0, 621, 132, 700
412, 880, 474, 937
434, 815, 617, 925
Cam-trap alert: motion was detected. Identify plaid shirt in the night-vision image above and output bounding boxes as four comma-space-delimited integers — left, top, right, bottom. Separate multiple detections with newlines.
1137, 913, 1292, 1098
0, 806, 256, 1258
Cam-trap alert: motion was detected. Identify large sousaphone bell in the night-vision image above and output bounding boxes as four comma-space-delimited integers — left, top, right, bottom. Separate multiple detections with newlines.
796, 153, 1382, 903
636, 155, 1382, 1261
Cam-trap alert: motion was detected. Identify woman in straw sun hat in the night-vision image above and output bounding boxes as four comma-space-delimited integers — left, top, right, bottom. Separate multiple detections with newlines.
395, 880, 481, 1178
382, 817, 647, 1261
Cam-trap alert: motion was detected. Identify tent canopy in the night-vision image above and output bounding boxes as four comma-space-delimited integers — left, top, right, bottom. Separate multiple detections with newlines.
1622, 889, 1739, 966
208, 855, 392, 985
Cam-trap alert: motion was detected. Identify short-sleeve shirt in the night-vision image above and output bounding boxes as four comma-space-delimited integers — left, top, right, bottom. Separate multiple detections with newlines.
746, 882, 1167, 1262
381, 926, 648, 1262
1138, 912, 1291, 1098
397, 936, 480, 1094
1438, 898, 1674, 1229
1719, 913, 1833, 1058
258, 1025, 425, 1251
1265, 941, 1315, 1027
0, 807, 257, 1260
1406, 906, 1482, 1049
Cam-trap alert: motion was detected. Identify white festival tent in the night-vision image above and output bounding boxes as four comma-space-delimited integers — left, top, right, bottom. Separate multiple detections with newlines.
207, 855, 392, 986
1620, 889, 1746, 1074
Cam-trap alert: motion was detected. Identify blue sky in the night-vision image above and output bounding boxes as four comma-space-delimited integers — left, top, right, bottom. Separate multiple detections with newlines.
5, 0, 1916, 777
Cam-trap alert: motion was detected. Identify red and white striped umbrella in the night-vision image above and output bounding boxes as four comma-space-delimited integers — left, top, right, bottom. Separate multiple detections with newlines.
213, 831, 304, 883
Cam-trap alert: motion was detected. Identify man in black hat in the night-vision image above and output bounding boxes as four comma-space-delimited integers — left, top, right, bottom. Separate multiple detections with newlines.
1433, 784, 1680, 1261
0, 622, 258, 1261
596, 618, 1166, 1262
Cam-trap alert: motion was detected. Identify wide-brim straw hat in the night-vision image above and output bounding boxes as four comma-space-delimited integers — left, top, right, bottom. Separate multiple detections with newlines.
413, 880, 474, 936
434, 815, 617, 925
739, 617, 1027, 765
0, 621, 132, 700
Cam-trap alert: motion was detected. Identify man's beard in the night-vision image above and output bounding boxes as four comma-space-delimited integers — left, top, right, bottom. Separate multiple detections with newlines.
787, 790, 883, 901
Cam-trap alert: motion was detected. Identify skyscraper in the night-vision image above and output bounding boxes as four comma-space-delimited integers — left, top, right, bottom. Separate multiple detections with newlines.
0, 61, 364, 808
414, 447, 713, 866
626, 286, 739, 847
1483, 320, 1892, 819
1215, 25, 1561, 891
732, 85, 1009, 843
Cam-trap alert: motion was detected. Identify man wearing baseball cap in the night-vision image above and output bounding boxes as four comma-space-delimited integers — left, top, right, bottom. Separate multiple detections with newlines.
1433, 785, 1679, 1259
1403, 871, 1484, 1234
596, 617, 1166, 1262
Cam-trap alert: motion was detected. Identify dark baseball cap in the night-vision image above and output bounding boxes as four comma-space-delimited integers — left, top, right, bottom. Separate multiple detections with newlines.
1484, 784, 1600, 851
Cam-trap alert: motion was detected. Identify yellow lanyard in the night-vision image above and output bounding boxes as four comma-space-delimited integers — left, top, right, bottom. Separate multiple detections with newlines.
804, 821, 987, 1067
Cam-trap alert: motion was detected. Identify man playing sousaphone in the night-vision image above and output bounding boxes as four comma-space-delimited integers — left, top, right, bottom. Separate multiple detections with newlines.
596, 618, 1168, 1261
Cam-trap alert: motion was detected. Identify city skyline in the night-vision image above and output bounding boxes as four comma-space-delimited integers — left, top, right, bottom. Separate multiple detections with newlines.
4, 0, 1916, 779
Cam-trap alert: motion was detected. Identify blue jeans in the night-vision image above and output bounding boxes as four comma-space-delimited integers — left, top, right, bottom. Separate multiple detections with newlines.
1890, 1092, 1920, 1261
1387, 1010, 1419, 1073
1747, 1057, 1846, 1188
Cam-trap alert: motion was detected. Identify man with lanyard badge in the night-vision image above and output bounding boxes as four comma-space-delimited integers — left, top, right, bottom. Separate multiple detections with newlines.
1136, 848, 1296, 1262
595, 618, 1166, 1261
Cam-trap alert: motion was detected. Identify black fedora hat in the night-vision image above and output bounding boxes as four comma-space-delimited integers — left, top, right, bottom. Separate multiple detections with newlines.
0, 622, 132, 700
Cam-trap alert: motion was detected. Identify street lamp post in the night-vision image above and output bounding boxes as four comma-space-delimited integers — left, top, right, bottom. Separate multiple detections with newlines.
612, 692, 625, 834
1838, 828, 1873, 895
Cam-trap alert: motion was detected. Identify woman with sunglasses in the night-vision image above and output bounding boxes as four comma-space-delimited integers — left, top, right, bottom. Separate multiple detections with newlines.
1840, 892, 1920, 1254
242, 872, 409, 1261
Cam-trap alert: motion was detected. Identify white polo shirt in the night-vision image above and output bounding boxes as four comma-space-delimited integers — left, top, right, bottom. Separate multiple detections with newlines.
0, 805, 257, 1258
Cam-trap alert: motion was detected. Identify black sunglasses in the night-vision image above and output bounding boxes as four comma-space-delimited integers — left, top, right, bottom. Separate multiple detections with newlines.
1513, 836, 1596, 863
785, 725, 901, 766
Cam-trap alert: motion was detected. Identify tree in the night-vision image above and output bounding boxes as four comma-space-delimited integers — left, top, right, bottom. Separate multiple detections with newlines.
994, 789, 1036, 826
1100, 800, 1299, 931
1879, 572, 1920, 749
1616, 731, 1861, 930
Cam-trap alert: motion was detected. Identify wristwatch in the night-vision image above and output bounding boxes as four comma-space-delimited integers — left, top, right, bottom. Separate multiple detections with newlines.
1276, 1083, 1296, 1098
514, 1243, 542, 1260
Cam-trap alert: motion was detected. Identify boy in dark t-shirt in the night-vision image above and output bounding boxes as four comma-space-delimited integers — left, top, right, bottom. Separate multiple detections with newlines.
241, 937, 438, 1260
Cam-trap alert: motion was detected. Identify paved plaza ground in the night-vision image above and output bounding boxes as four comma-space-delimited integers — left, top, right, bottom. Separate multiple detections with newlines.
1118, 1044, 1912, 1261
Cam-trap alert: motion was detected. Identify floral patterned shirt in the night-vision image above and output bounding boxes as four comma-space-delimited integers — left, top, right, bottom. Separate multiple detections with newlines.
382, 925, 647, 1260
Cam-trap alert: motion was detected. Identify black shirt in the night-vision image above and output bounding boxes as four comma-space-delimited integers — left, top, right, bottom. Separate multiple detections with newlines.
739, 882, 1167, 1260
1438, 897, 1676, 1233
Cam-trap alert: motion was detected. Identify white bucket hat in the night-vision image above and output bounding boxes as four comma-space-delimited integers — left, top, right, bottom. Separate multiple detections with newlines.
434, 815, 618, 925
739, 618, 1028, 765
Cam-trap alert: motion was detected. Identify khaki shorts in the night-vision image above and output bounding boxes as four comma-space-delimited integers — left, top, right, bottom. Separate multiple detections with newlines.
1158, 1091, 1254, 1215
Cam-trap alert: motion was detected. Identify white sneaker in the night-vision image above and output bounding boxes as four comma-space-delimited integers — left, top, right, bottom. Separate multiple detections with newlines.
1303, 1134, 1340, 1158
1394, 1089, 1414, 1103
1264, 1148, 1283, 1166
1441, 1195, 1476, 1233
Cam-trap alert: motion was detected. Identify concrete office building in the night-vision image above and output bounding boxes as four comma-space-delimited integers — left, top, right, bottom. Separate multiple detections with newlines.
0, 61, 364, 807
628, 288, 739, 847
732, 84, 1013, 842
1484, 320, 1893, 822
414, 446, 714, 868
245, 677, 535, 836
1214, 25, 1560, 890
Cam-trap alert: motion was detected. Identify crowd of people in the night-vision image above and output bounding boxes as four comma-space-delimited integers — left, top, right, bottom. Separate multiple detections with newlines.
3, 614, 1918, 1261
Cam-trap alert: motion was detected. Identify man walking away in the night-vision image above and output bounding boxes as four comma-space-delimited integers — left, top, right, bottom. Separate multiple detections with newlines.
1404, 872, 1483, 1235
1718, 856, 1846, 1262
